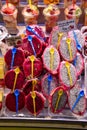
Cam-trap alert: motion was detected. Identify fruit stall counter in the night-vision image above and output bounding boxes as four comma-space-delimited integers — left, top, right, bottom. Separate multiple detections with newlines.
0, 27, 86, 129
0, 1, 87, 130
0, 116, 87, 129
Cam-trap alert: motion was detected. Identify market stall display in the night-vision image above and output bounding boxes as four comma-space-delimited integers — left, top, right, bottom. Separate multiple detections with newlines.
0, 0, 87, 121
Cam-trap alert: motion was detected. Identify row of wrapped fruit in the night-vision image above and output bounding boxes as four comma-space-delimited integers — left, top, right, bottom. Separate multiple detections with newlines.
0, 1, 87, 34
1, 0, 87, 7
0, 24, 87, 117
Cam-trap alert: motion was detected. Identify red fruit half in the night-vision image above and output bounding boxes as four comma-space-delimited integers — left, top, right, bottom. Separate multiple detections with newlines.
23, 79, 41, 96
6, 91, 25, 112
26, 25, 45, 39
4, 68, 25, 90
25, 91, 45, 116
23, 56, 43, 78
22, 35, 42, 57
4, 48, 25, 69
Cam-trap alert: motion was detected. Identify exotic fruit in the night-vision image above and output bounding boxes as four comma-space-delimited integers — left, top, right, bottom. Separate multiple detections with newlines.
22, 35, 42, 57
49, 86, 68, 113
26, 25, 45, 41
68, 30, 85, 51
72, 52, 84, 76
25, 91, 45, 116
49, 26, 66, 49
68, 83, 86, 116
6, 90, 25, 112
42, 45, 60, 74
23, 79, 41, 96
23, 55, 43, 79
59, 37, 77, 62
41, 73, 58, 98
4, 48, 25, 69
4, 67, 25, 90
59, 61, 77, 89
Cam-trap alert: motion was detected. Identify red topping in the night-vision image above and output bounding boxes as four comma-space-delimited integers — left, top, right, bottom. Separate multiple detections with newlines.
68, 8, 75, 15
2, 7, 14, 14
50, 10, 55, 15
26, 8, 32, 13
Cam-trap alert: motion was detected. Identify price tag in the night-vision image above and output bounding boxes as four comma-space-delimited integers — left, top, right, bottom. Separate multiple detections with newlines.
5, 36, 22, 46
57, 19, 77, 32
44, 0, 59, 4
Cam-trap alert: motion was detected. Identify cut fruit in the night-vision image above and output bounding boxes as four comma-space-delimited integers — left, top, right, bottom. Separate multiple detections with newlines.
42, 45, 60, 74
6, 91, 25, 112
59, 61, 77, 89
25, 91, 45, 116
23, 56, 43, 78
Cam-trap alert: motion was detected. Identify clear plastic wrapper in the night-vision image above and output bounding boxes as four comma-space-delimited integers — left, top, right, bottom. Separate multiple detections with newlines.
64, 4, 82, 24
1, 3, 18, 29
22, 4, 39, 25
43, 4, 60, 33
